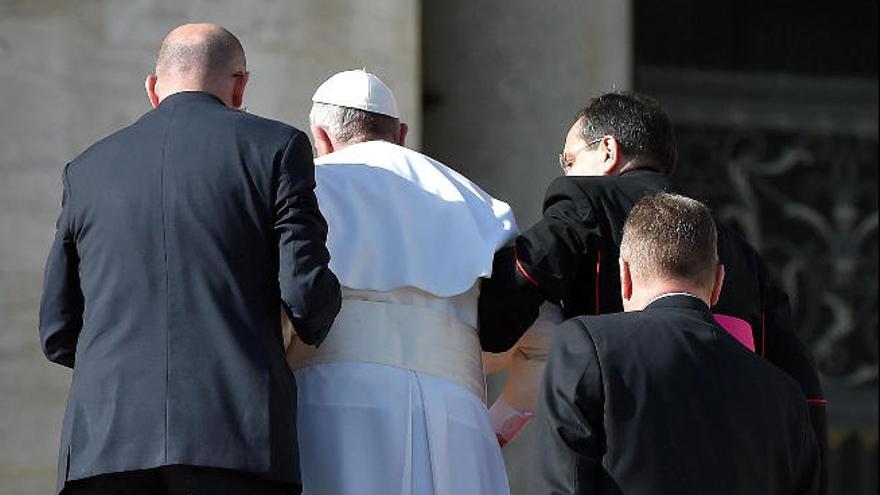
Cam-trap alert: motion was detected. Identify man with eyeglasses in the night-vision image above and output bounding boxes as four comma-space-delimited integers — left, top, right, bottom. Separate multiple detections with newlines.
479, 91, 827, 493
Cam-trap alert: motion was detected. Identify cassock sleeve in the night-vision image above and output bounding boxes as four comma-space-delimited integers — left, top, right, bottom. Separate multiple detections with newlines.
479, 180, 599, 352
39, 164, 84, 368
478, 246, 546, 352
529, 318, 604, 495
275, 131, 341, 346
760, 260, 828, 494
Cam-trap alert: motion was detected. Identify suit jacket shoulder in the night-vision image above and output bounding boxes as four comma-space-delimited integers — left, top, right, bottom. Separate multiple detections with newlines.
544, 171, 675, 212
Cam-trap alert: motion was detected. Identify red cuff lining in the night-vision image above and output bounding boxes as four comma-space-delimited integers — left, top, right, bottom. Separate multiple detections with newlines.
513, 246, 540, 287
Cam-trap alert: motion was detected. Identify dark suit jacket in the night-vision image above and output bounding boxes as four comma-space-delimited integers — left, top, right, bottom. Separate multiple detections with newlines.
39, 91, 341, 492
530, 295, 820, 495
478, 170, 827, 490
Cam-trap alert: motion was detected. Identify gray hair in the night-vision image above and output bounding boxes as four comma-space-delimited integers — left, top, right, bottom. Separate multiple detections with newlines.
309, 102, 400, 144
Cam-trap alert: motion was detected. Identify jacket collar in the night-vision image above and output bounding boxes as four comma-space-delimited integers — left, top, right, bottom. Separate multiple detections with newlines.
619, 168, 665, 177
158, 91, 226, 108
644, 292, 711, 313
556, 168, 674, 189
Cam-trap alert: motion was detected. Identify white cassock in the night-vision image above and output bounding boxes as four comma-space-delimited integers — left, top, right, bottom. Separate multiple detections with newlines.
286, 141, 517, 495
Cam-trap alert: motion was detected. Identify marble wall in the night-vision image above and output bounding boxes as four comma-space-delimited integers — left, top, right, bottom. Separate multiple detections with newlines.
0, 1, 418, 493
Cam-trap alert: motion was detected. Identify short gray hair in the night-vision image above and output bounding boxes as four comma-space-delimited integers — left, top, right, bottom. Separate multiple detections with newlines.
620, 193, 718, 287
309, 102, 400, 144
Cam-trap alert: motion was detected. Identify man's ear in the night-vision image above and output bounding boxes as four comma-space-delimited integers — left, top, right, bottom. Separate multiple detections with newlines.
620, 258, 633, 302
709, 264, 725, 306
232, 71, 250, 110
398, 122, 408, 147
600, 135, 622, 176
310, 125, 334, 156
145, 74, 160, 109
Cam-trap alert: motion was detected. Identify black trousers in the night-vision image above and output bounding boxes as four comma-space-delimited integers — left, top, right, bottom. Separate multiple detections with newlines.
61, 465, 300, 495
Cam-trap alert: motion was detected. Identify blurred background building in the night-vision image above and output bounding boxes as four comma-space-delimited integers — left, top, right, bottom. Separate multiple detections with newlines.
0, 1, 876, 493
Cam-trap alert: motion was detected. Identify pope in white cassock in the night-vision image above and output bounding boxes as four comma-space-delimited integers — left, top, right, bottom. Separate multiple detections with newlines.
284, 69, 516, 495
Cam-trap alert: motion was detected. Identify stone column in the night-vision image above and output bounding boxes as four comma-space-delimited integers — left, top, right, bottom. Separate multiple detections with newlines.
423, 0, 631, 226
422, 1, 632, 492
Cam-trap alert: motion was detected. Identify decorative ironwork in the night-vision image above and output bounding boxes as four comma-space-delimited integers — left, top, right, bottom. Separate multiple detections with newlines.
639, 68, 878, 386
676, 126, 878, 385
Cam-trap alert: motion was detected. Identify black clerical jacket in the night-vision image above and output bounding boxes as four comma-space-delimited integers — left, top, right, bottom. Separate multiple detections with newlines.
530, 295, 820, 495
39, 92, 341, 492
479, 169, 828, 491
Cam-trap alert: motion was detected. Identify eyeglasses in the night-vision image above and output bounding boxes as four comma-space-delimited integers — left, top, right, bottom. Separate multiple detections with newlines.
558, 137, 602, 173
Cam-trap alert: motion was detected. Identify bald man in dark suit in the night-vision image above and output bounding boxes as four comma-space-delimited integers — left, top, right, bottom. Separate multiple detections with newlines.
39, 24, 340, 494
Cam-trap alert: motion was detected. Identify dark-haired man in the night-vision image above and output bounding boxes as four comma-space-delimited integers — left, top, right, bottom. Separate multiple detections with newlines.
530, 193, 820, 495
39, 24, 340, 494
479, 91, 827, 490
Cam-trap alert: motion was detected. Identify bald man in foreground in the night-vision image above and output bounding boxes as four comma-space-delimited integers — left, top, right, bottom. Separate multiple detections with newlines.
39, 24, 340, 494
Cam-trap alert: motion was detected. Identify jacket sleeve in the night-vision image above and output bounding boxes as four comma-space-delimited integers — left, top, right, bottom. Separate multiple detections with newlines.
529, 319, 604, 495
275, 131, 341, 346
760, 262, 828, 494
478, 246, 546, 352
39, 164, 84, 368
516, 192, 598, 300
479, 183, 599, 352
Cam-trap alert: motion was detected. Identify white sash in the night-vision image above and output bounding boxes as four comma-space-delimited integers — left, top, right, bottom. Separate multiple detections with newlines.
286, 298, 486, 401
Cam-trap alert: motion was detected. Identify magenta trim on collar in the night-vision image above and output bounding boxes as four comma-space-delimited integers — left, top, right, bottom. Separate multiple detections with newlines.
713, 314, 756, 351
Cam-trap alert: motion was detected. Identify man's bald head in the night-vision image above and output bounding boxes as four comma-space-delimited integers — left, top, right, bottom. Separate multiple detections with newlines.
156, 23, 245, 79
146, 24, 249, 109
